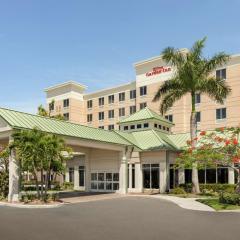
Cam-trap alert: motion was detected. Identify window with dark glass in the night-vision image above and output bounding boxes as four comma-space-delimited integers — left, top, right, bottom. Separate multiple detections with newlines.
140, 102, 147, 109
195, 94, 201, 104
130, 90, 136, 99
140, 86, 147, 96
49, 102, 54, 111
87, 100, 93, 109
63, 113, 69, 120
137, 124, 142, 129
158, 125, 162, 129
99, 97, 104, 106
196, 112, 201, 123
132, 164, 135, 188
130, 105, 136, 115
119, 92, 125, 102
108, 110, 114, 119
108, 95, 114, 104
98, 126, 104, 129
154, 123, 158, 128
79, 166, 85, 187
119, 108, 125, 117
63, 99, 69, 108
130, 125, 135, 130
216, 68, 226, 80
143, 123, 149, 128
165, 114, 173, 122
69, 167, 74, 183
98, 111, 104, 120
124, 126, 129, 131
163, 126, 166, 130
87, 114, 93, 122
108, 125, 114, 130
216, 108, 226, 120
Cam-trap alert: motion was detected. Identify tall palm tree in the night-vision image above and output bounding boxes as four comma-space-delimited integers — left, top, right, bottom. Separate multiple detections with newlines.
153, 37, 231, 193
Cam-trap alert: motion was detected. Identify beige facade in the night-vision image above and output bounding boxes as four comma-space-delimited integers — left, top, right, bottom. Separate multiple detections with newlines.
45, 51, 240, 134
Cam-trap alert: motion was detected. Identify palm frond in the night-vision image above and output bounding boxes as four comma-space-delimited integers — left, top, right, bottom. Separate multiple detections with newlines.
159, 90, 186, 114
190, 37, 206, 61
199, 77, 231, 104
161, 47, 185, 68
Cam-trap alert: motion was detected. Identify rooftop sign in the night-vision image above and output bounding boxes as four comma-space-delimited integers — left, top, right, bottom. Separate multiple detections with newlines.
146, 66, 171, 77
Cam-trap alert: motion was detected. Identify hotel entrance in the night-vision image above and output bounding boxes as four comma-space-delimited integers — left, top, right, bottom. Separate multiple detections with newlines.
142, 164, 160, 190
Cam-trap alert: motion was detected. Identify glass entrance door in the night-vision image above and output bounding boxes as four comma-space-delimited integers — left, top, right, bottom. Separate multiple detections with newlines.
143, 164, 159, 189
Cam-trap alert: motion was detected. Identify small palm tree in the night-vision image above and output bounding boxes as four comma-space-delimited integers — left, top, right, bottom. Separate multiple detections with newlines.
153, 37, 231, 193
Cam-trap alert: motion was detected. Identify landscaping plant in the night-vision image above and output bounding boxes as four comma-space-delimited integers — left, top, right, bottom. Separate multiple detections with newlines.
154, 37, 231, 193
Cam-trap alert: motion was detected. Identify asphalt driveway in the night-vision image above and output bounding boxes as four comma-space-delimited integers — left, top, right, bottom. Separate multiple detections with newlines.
0, 196, 240, 240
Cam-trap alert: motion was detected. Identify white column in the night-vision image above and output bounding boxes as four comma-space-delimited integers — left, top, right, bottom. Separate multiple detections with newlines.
8, 144, 20, 202
228, 167, 235, 184
65, 168, 70, 182
84, 152, 90, 192
74, 166, 79, 190
135, 163, 143, 193
119, 151, 128, 194
178, 168, 185, 185
129, 164, 132, 189
160, 161, 167, 193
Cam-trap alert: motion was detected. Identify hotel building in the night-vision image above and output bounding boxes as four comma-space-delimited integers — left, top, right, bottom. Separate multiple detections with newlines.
1, 50, 240, 202
45, 50, 240, 134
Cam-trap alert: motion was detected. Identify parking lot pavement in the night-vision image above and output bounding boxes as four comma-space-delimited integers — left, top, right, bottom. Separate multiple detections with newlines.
1, 196, 240, 240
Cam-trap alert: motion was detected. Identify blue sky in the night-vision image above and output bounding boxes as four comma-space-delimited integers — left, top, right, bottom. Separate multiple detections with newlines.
0, 0, 240, 113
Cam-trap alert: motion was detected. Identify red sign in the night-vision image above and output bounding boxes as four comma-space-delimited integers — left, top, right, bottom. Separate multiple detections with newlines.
146, 66, 171, 77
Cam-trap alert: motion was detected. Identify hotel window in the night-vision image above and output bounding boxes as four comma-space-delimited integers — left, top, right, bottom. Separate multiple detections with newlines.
137, 124, 142, 129
140, 86, 147, 96
108, 124, 114, 130
99, 97, 104, 106
69, 167, 74, 183
130, 105, 136, 115
196, 111, 201, 123
87, 114, 93, 123
216, 68, 226, 80
195, 93, 201, 104
119, 92, 125, 102
63, 99, 69, 108
143, 123, 149, 128
87, 100, 93, 109
63, 113, 69, 121
130, 89, 136, 99
98, 111, 104, 121
108, 95, 114, 104
79, 166, 85, 187
108, 110, 114, 119
216, 108, 226, 120
130, 125, 135, 130
158, 125, 162, 129
165, 114, 173, 122
119, 108, 125, 117
166, 127, 170, 132
140, 102, 147, 109
98, 126, 104, 129
49, 102, 54, 111
163, 126, 166, 130
124, 126, 129, 131
154, 123, 158, 128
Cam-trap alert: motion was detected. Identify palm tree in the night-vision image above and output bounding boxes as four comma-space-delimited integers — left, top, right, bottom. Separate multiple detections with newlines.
153, 37, 231, 193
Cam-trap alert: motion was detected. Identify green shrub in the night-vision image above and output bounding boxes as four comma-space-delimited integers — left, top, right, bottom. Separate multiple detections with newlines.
219, 192, 240, 205
179, 184, 236, 193
201, 188, 218, 197
171, 187, 186, 195
21, 192, 59, 203
62, 182, 74, 190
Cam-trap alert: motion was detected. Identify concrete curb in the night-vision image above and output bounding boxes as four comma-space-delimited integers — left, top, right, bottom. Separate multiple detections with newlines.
0, 201, 64, 209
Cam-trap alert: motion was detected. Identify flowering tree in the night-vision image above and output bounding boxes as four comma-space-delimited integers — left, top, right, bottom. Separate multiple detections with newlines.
176, 127, 240, 193
0, 145, 9, 198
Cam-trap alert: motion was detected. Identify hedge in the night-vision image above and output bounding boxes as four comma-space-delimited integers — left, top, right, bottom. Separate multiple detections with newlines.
179, 183, 236, 193
219, 192, 240, 205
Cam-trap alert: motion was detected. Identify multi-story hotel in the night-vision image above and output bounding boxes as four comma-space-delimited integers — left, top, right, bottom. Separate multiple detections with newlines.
45, 49, 240, 134
1, 49, 240, 202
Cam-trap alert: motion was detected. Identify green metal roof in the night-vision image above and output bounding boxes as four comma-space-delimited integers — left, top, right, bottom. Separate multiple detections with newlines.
0, 108, 132, 146
119, 107, 174, 125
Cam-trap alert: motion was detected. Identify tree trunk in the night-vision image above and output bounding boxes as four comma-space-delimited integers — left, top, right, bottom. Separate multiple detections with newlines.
40, 169, 44, 201
191, 93, 200, 194
33, 171, 40, 199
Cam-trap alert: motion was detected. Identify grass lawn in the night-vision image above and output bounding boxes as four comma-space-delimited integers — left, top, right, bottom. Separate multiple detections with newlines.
197, 198, 240, 211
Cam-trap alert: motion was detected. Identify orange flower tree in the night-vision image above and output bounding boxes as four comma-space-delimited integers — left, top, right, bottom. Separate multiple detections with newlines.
176, 127, 240, 193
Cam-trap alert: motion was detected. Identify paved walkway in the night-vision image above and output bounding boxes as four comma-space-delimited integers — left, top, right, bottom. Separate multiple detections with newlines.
130, 194, 215, 211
